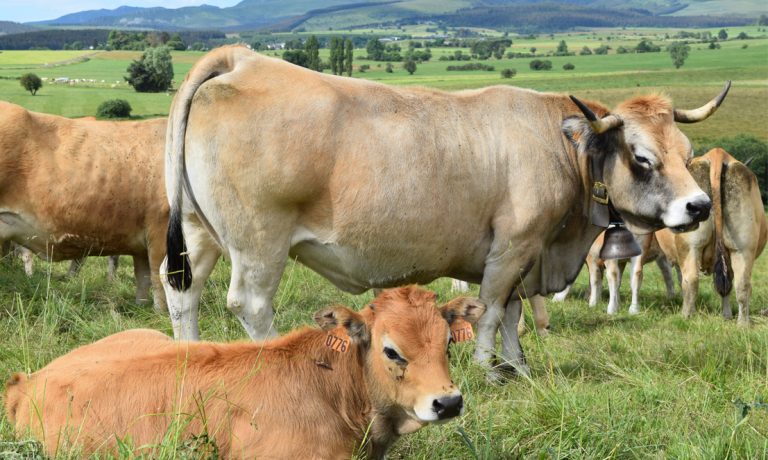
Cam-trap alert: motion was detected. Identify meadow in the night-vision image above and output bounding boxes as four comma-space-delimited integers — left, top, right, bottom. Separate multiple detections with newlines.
0, 26, 767, 458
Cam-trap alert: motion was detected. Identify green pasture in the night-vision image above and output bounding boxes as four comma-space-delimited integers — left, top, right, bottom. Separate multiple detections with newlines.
0, 235, 767, 458
0, 28, 765, 139
0, 27, 767, 457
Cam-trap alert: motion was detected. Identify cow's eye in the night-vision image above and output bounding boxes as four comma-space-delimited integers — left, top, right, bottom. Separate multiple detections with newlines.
383, 347, 406, 363
633, 154, 652, 168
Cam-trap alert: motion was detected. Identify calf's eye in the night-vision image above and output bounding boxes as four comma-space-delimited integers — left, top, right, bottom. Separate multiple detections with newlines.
383, 347, 405, 363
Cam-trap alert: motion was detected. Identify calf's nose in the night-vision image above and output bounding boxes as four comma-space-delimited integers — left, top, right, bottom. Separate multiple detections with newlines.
686, 197, 711, 222
433, 394, 463, 420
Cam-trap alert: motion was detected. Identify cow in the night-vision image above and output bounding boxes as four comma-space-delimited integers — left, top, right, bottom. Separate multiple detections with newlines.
552, 230, 677, 314
161, 45, 728, 376
2, 240, 120, 279
5, 285, 485, 459
0, 102, 169, 310
655, 148, 767, 326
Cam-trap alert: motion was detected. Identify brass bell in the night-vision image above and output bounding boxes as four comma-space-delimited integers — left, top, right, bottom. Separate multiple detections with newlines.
599, 224, 642, 260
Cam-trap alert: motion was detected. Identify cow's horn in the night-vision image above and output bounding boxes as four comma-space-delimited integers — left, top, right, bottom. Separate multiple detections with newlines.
673, 80, 731, 123
570, 95, 623, 134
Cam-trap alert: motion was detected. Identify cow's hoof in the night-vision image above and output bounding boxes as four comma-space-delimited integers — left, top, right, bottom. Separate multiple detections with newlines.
536, 326, 550, 337
737, 318, 751, 329
628, 306, 641, 315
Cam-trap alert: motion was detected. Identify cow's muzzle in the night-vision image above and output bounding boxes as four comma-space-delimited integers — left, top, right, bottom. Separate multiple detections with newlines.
432, 394, 463, 420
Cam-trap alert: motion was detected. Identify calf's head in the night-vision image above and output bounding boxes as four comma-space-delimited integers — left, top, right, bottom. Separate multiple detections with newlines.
314, 285, 485, 431
562, 82, 730, 234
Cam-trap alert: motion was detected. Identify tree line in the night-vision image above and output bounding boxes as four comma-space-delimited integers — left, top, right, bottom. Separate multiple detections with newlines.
0, 29, 225, 50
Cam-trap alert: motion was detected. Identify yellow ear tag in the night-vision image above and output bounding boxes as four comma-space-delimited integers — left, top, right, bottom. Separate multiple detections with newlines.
450, 319, 474, 343
325, 327, 351, 353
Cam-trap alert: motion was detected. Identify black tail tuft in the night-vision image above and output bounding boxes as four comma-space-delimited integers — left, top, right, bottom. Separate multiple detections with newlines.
713, 242, 732, 298
166, 209, 192, 291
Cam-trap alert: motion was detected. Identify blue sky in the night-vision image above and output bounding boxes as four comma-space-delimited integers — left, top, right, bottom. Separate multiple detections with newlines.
2, 0, 239, 23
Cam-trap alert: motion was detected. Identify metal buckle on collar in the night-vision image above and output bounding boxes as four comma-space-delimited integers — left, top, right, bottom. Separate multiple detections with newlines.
592, 181, 609, 204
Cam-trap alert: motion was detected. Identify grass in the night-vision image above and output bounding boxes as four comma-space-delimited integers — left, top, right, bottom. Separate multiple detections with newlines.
1, 240, 767, 458
0, 25, 767, 458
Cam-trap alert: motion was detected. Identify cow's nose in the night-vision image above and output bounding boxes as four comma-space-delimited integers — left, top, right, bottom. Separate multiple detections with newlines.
686, 197, 711, 222
432, 394, 463, 420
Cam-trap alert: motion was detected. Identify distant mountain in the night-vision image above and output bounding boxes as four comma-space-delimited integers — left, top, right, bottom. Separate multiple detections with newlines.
27, 0, 761, 31
0, 21, 38, 35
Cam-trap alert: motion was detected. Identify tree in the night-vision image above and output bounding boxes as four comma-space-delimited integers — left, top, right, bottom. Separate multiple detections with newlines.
667, 42, 690, 69
385, 63, 393, 73
20, 73, 42, 95
366, 38, 385, 60
403, 59, 417, 75
529, 59, 552, 71
305, 35, 321, 71
579, 46, 592, 55
736, 32, 749, 40
96, 99, 132, 118
344, 39, 353, 77
166, 33, 186, 51
329, 37, 340, 75
718, 29, 728, 40
501, 68, 516, 78
282, 49, 309, 68
555, 40, 568, 55
125, 46, 174, 92
563, 63, 575, 70
529, 46, 537, 55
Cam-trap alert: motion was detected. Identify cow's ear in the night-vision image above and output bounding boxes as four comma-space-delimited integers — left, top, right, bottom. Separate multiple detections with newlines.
562, 116, 591, 149
440, 297, 486, 326
314, 306, 370, 344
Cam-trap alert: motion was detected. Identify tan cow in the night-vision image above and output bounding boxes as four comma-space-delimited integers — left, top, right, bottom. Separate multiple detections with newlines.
0, 102, 168, 310
162, 45, 728, 376
656, 148, 767, 326
553, 231, 677, 314
5, 285, 484, 459
2, 240, 120, 279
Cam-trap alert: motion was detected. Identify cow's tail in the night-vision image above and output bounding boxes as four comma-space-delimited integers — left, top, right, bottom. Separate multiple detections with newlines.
165, 45, 249, 291
4, 372, 27, 425
710, 148, 732, 298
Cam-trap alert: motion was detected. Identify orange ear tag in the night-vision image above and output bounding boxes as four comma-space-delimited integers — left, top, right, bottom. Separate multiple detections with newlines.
450, 319, 474, 343
325, 327, 351, 353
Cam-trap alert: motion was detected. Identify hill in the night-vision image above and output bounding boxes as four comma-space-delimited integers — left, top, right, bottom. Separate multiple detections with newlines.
0, 21, 38, 35
25, 0, 765, 32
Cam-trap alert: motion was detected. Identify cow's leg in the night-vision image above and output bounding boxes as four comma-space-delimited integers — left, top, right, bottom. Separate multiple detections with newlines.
227, 247, 288, 340
161, 218, 221, 341
1, 240, 11, 258
731, 251, 754, 328
680, 250, 700, 319
18, 246, 34, 276
587, 261, 603, 307
67, 258, 85, 277
628, 255, 643, 315
552, 284, 571, 302
516, 295, 550, 336
656, 257, 676, 298
148, 224, 169, 313
498, 296, 527, 376
451, 279, 471, 292
107, 256, 119, 282
133, 253, 152, 305
225, 213, 296, 340
605, 259, 623, 315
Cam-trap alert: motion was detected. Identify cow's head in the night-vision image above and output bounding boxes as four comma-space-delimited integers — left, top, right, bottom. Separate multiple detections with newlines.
314, 285, 485, 433
562, 82, 730, 233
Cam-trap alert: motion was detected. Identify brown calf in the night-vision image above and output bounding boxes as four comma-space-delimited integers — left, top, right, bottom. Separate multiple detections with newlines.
5, 286, 484, 459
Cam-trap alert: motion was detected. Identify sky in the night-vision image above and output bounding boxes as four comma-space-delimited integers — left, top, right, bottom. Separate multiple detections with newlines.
1, 0, 240, 23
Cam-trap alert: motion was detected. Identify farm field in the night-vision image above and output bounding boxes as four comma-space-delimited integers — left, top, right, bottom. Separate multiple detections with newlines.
0, 25, 768, 458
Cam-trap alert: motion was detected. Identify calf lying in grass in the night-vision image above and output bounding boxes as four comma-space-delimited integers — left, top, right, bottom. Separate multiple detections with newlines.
5, 285, 484, 459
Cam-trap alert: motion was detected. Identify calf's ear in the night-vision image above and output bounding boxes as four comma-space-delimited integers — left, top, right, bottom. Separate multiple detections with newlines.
440, 297, 486, 326
314, 306, 370, 344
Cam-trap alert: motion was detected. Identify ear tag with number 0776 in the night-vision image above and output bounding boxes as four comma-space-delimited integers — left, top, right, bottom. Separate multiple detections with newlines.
325, 327, 350, 353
